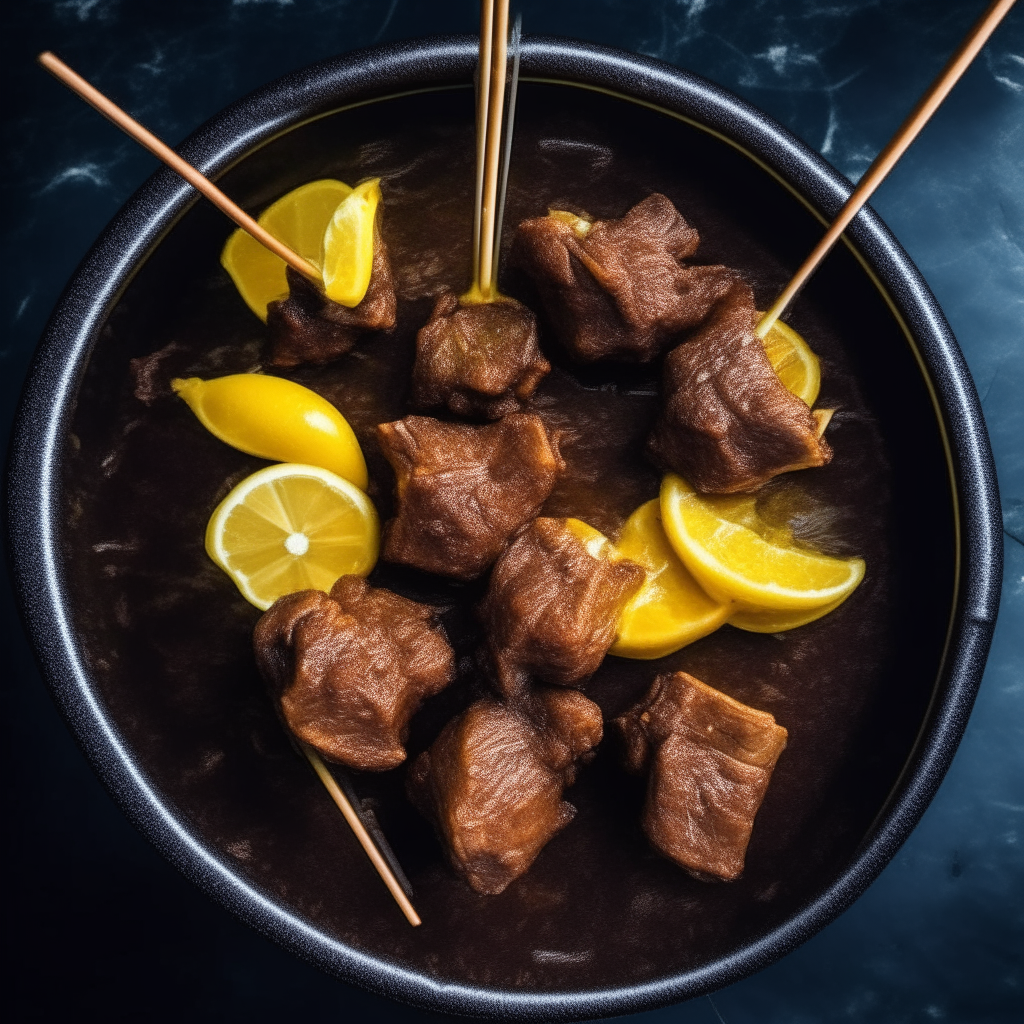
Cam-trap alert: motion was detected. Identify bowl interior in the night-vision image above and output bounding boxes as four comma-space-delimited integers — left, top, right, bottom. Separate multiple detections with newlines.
59, 83, 955, 995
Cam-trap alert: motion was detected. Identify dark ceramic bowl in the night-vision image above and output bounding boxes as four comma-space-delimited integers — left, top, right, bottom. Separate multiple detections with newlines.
6, 36, 1002, 1020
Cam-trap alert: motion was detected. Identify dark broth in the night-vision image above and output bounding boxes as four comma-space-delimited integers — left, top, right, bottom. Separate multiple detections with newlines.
61, 85, 955, 990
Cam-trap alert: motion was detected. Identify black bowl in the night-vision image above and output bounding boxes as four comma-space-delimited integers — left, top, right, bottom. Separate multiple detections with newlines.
6, 36, 1002, 1020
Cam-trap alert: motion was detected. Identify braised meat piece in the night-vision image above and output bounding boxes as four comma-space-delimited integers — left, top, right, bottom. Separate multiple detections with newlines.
648, 280, 832, 493
514, 194, 739, 362
408, 687, 603, 894
614, 671, 788, 881
480, 518, 645, 697
253, 576, 454, 771
411, 292, 551, 420
265, 228, 397, 367
377, 414, 563, 581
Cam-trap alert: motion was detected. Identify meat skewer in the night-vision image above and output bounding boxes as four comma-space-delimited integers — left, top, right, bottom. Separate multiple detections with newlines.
646, 0, 1018, 494
37, 51, 321, 285
471, 0, 521, 301
36, 50, 426, 925
410, 6, 545, 418
755, 0, 1017, 337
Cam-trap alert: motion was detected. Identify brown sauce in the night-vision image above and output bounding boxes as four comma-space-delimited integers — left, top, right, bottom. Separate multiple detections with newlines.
61, 84, 955, 990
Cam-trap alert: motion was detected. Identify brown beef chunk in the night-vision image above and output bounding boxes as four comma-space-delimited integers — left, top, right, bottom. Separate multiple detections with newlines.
480, 517, 645, 697
514, 193, 739, 362
648, 280, 832, 493
253, 576, 454, 771
408, 687, 603, 894
615, 671, 788, 881
411, 291, 551, 420
377, 414, 563, 581
265, 225, 396, 367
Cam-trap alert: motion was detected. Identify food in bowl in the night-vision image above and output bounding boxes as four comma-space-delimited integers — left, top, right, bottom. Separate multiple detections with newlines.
164, 103, 873, 911
34, 69, 973, 1005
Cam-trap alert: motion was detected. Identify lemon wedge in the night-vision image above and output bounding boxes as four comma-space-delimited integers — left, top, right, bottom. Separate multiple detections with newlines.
611, 500, 729, 659
172, 374, 368, 490
660, 474, 865, 612
564, 517, 617, 557
548, 209, 593, 238
221, 179, 353, 321
761, 317, 821, 407
322, 178, 381, 307
206, 463, 379, 611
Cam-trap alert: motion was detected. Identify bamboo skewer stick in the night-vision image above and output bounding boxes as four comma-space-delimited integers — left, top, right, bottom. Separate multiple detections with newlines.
37, 51, 322, 285
471, 0, 496, 294
300, 742, 421, 927
492, 14, 523, 295
478, 0, 510, 297
755, 0, 1018, 339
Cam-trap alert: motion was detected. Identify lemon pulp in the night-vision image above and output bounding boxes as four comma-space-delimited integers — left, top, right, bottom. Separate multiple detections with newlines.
220, 179, 353, 321
205, 463, 379, 611
172, 374, 368, 490
322, 178, 381, 307
611, 500, 729, 659
660, 474, 865, 612
761, 317, 821, 407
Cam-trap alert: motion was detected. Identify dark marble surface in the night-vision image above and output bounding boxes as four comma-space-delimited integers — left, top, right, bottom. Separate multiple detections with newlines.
1, 2, 1021, 1022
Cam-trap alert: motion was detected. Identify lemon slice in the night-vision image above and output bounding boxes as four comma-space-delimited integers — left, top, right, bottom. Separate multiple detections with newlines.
172, 374, 368, 490
761, 317, 821, 407
220, 179, 353, 321
322, 178, 381, 307
206, 463, 379, 611
610, 500, 729, 660
660, 474, 865, 612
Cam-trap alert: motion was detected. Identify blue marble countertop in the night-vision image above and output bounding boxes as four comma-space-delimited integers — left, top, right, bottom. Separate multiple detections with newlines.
1, 2, 1021, 1021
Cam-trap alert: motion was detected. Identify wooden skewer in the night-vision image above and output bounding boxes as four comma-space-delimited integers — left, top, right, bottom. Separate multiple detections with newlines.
478, 0, 510, 297
492, 14, 523, 295
300, 742, 421, 927
755, 0, 1018, 338
471, 0, 496, 294
37, 51, 322, 285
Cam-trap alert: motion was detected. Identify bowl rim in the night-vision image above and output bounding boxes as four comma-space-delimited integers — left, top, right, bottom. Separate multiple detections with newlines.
5, 34, 1003, 1021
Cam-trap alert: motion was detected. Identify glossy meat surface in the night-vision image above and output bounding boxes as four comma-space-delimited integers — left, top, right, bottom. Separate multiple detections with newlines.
265, 224, 396, 367
377, 413, 563, 580
648, 280, 832, 493
615, 671, 788, 881
253, 576, 454, 770
514, 193, 738, 362
411, 292, 550, 419
408, 688, 603, 894
481, 517, 645, 697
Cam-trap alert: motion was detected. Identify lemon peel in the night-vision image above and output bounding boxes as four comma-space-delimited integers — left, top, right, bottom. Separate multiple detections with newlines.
728, 598, 844, 634
172, 374, 368, 490
322, 178, 381, 307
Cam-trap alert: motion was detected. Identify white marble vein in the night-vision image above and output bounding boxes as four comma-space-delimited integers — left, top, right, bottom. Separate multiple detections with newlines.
38, 161, 111, 192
